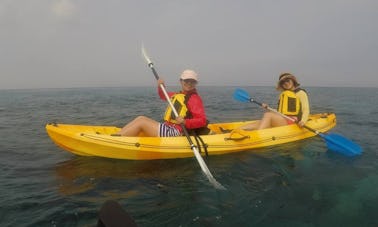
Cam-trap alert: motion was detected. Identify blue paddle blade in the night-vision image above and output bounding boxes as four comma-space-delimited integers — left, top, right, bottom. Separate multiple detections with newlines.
322, 133, 362, 156
233, 88, 251, 103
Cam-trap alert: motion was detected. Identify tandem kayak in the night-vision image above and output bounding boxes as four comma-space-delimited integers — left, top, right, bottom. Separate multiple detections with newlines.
46, 113, 336, 160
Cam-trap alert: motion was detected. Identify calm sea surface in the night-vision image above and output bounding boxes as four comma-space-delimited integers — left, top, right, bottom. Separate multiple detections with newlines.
0, 86, 377, 227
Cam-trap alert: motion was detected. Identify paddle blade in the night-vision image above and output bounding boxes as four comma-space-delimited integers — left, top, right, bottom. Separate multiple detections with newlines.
141, 44, 152, 65
233, 88, 251, 103
323, 133, 362, 156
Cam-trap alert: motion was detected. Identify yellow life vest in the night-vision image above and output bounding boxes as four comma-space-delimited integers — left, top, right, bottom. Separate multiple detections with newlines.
278, 90, 301, 116
163, 93, 189, 124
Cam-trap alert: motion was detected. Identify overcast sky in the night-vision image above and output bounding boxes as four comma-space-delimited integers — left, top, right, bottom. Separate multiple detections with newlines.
1, 0, 377, 89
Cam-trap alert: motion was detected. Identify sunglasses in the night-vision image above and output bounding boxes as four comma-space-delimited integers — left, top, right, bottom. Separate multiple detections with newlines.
181, 79, 197, 84
280, 78, 292, 85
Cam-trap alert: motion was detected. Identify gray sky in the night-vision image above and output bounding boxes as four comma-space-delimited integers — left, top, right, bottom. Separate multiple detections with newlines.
1, 0, 377, 89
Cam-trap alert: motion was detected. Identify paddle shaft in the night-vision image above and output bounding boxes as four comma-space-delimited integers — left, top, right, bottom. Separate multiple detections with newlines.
248, 98, 322, 136
142, 47, 225, 189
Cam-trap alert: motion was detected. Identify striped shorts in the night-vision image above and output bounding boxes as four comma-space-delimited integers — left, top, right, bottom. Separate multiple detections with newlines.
158, 122, 181, 137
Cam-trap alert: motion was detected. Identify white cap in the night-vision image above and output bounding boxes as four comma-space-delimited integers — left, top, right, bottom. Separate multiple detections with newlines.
180, 70, 198, 81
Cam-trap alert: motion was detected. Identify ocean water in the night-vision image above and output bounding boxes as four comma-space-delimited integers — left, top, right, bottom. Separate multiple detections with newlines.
0, 86, 377, 227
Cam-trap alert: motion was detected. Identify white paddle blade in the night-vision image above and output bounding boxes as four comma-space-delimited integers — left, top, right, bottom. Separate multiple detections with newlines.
192, 147, 226, 190
141, 45, 152, 65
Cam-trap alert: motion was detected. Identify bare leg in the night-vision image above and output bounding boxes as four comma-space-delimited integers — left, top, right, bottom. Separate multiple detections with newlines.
239, 120, 261, 131
117, 116, 160, 137
258, 112, 288, 130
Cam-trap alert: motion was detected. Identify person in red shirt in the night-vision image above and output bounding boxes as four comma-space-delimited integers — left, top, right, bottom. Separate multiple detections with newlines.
115, 70, 207, 137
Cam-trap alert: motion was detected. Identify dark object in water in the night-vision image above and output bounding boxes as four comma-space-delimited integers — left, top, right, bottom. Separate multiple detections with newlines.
97, 200, 137, 227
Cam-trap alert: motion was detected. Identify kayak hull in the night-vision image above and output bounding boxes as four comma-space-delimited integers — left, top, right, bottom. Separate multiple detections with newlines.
46, 113, 336, 160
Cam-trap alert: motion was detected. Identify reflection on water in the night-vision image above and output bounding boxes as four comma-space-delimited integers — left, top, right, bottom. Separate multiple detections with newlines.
55, 156, 205, 196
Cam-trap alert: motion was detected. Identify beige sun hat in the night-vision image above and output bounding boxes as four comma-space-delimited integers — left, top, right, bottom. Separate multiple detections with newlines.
276, 72, 300, 90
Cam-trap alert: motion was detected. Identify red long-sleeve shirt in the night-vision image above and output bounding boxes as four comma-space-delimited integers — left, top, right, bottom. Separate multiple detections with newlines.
158, 86, 207, 132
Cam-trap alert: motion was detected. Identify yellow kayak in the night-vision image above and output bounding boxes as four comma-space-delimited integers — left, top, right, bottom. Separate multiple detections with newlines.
46, 113, 336, 160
